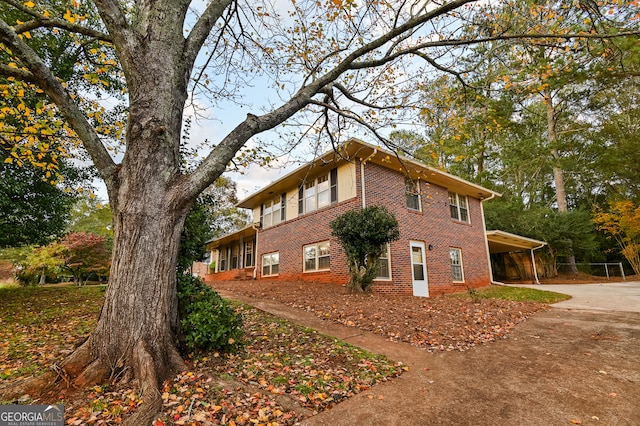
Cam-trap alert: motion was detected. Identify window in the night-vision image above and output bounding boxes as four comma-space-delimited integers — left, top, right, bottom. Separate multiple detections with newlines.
304, 174, 329, 212
219, 248, 227, 271
298, 169, 338, 214
376, 243, 391, 280
450, 248, 464, 282
449, 192, 469, 222
304, 241, 330, 272
406, 179, 421, 211
262, 252, 279, 276
262, 195, 285, 228
244, 241, 254, 267
231, 245, 238, 269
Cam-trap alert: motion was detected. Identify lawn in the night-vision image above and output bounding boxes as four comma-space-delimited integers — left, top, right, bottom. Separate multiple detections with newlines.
457, 284, 572, 304
0, 285, 402, 425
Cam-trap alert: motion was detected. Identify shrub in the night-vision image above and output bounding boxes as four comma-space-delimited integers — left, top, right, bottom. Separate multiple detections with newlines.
177, 274, 243, 354
331, 205, 400, 292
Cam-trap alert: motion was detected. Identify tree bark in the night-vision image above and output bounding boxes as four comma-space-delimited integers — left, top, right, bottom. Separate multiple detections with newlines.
56, 5, 195, 417
59, 178, 191, 424
545, 90, 578, 274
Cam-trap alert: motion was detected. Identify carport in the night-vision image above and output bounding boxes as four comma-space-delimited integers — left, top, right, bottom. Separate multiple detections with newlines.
486, 230, 546, 284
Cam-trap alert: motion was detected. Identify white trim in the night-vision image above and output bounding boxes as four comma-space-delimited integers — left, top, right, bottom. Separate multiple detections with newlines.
373, 242, 393, 281
303, 241, 331, 273
450, 247, 465, 283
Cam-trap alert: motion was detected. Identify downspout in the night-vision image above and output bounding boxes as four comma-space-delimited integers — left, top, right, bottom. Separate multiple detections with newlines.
360, 148, 377, 208
530, 243, 545, 285
479, 192, 499, 284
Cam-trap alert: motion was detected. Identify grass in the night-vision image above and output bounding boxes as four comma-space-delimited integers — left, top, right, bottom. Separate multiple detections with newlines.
455, 284, 572, 304
0, 279, 19, 289
0, 284, 402, 424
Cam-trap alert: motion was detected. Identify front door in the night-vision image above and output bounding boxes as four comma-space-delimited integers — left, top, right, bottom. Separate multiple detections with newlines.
410, 241, 429, 297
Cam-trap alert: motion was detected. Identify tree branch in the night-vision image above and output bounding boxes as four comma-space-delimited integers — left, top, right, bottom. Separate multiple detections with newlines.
184, 0, 234, 71
0, 63, 36, 83
0, 18, 117, 191
0, 0, 112, 42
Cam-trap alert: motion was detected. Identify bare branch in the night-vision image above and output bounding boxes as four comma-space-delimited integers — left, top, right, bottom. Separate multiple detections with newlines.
184, 0, 234, 70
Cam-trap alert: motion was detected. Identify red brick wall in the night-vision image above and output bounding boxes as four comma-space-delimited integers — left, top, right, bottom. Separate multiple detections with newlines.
203, 267, 255, 282
362, 162, 491, 295
253, 161, 492, 296
257, 197, 360, 286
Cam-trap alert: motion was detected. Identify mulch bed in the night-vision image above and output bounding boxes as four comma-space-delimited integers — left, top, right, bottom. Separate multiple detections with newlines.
210, 280, 548, 352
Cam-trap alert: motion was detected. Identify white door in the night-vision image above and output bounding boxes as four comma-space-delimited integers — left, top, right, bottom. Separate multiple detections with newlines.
410, 241, 429, 297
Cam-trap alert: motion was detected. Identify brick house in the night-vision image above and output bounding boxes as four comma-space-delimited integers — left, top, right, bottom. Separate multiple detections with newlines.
202, 139, 501, 296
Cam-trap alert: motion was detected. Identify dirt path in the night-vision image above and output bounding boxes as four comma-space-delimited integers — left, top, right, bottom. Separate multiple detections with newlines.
221, 291, 640, 426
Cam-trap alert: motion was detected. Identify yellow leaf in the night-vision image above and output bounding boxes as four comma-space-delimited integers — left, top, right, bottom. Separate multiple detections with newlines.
24, 1, 35, 7
63, 10, 76, 23
4, 157, 12, 164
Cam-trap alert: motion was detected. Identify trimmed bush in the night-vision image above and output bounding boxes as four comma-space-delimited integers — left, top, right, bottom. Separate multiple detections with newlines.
177, 274, 243, 354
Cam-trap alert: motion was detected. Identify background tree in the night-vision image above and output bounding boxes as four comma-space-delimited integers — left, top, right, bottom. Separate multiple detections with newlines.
331, 205, 400, 292
58, 232, 110, 285
593, 200, 640, 275
66, 196, 114, 245
0, 151, 77, 247
0, 1, 637, 423
22, 242, 65, 285
199, 177, 251, 240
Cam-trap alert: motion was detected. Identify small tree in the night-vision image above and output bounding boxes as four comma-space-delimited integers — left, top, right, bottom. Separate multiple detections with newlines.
59, 232, 111, 285
24, 243, 65, 286
331, 205, 400, 292
593, 200, 640, 275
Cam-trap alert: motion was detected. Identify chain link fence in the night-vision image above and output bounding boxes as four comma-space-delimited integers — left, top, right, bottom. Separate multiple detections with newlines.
556, 262, 626, 280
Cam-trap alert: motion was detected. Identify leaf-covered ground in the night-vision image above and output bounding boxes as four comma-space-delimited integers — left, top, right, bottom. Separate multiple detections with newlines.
0, 286, 402, 425
210, 280, 549, 352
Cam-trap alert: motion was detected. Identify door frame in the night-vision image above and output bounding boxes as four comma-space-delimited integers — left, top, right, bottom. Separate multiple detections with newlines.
410, 240, 429, 297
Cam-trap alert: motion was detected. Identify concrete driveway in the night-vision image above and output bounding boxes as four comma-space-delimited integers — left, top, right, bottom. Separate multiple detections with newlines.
508, 281, 640, 313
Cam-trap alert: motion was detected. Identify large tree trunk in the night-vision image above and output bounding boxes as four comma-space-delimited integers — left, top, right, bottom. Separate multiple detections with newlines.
58, 23, 194, 419
545, 90, 578, 274
59, 183, 191, 424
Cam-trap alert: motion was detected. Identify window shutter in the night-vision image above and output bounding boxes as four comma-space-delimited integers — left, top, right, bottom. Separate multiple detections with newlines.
298, 186, 304, 214
330, 168, 338, 203
280, 193, 286, 221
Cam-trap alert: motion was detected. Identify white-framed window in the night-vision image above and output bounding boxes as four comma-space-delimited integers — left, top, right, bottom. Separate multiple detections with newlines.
244, 241, 254, 267
299, 169, 337, 215
304, 241, 331, 272
262, 252, 279, 277
449, 192, 469, 223
231, 245, 239, 269
450, 248, 464, 282
406, 179, 421, 211
262, 196, 284, 228
304, 174, 330, 213
375, 243, 391, 280
219, 248, 227, 271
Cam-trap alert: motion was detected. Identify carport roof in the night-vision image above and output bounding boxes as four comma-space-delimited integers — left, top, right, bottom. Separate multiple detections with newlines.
486, 230, 546, 254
